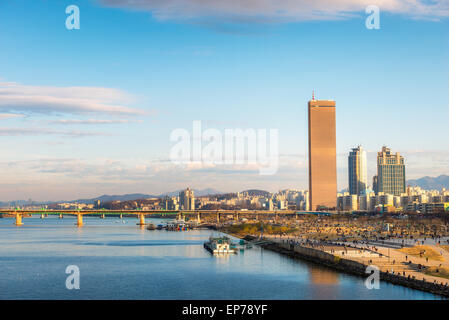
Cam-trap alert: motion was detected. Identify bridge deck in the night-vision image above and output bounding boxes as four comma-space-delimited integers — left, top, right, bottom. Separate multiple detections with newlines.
0, 209, 302, 215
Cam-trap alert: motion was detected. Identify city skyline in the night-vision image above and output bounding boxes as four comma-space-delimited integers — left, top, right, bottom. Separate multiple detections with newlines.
0, 1, 448, 201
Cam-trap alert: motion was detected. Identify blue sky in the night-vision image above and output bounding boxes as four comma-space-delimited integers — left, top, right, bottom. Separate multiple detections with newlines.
0, 0, 448, 201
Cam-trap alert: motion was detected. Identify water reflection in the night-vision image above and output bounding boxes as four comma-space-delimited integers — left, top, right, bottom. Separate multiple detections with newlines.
308, 265, 339, 285
0, 217, 443, 300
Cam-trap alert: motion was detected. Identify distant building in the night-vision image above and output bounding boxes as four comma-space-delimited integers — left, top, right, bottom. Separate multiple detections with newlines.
277, 200, 288, 210
338, 185, 448, 213
378, 193, 394, 206
358, 193, 374, 211
179, 188, 195, 210
348, 146, 368, 195
308, 95, 337, 210
344, 195, 358, 211
372, 175, 378, 194
267, 199, 274, 211
418, 203, 449, 214
259, 198, 274, 210
162, 196, 179, 210
376, 146, 406, 196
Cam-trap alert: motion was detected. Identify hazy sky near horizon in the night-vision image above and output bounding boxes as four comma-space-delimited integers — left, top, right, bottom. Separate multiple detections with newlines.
0, 0, 448, 201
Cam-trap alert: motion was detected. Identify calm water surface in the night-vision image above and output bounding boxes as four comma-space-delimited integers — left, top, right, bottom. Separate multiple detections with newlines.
0, 216, 443, 299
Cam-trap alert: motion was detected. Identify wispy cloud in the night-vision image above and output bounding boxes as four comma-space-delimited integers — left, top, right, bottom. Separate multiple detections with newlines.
50, 119, 144, 125
99, 0, 449, 23
0, 127, 107, 137
0, 81, 145, 116
0, 113, 25, 120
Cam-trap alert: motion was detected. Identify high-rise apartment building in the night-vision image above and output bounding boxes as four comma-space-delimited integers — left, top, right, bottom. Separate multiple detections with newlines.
348, 146, 368, 195
308, 96, 337, 210
377, 146, 406, 196
180, 187, 195, 210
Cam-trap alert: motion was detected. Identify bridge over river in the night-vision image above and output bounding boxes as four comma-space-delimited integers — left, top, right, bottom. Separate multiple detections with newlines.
0, 209, 330, 227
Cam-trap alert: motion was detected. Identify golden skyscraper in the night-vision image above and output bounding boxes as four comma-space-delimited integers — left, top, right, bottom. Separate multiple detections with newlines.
308, 95, 337, 210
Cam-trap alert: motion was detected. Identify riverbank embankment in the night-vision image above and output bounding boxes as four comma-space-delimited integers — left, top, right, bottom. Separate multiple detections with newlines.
237, 234, 449, 297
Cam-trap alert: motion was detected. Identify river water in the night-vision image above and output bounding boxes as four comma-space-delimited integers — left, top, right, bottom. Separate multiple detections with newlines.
0, 216, 443, 299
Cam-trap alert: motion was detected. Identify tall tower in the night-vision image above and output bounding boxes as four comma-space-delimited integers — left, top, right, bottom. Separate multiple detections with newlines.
348, 146, 368, 195
376, 146, 405, 196
308, 96, 337, 210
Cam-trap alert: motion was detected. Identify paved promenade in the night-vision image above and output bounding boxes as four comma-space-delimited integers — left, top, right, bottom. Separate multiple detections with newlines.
262, 234, 449, 286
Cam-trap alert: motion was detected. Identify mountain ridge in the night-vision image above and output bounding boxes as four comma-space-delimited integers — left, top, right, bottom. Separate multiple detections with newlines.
0, 188, 224, 207
407, 175, 449, 190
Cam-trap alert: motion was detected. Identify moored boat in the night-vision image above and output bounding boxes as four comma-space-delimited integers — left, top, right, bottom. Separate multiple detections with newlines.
166, 221, 190, 231
204, 236, 237, 254
146, 223, 156, 230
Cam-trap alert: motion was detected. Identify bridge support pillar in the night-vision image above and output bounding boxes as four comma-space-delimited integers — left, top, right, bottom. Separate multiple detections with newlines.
120, 213, 123, 219
101, 213, 105, 219
59, 214, 63, 219
41, 213, 45, 219
15, 213, 23, 226
217, 212, 220, 224
76, 214, 83, 227
235, 212, 239, 221
197, 212, 201, 224
138, 214, 145, 225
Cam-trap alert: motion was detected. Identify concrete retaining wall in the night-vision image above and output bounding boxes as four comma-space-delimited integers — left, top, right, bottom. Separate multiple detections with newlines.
246, 236, 449, 297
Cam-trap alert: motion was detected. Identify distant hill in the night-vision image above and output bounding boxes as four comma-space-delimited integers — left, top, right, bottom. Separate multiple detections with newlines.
0, 189, 224, 207
75, 193, 158, 204
76, 189, 223, 203
407, 175, 449, 190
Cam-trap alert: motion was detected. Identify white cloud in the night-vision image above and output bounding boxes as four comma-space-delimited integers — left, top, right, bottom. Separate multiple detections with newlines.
99, 0, 449, 22
0, 81, 145, 116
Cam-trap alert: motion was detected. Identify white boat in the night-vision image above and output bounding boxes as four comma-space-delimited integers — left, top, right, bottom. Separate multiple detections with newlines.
204, 236, 237, 254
